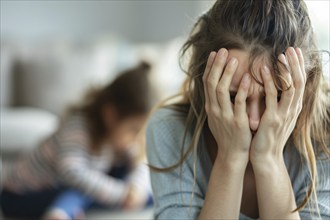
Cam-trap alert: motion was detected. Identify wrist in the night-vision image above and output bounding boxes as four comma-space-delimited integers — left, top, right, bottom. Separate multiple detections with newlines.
251, 155, 286, 175
215, 152, 248, 174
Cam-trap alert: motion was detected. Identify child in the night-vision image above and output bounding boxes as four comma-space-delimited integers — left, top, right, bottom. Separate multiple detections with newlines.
146, 1, 330, 219
1, 61, 156, 219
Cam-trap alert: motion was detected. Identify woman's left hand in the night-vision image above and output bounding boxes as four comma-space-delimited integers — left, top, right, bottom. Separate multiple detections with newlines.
250, 47, 306, 165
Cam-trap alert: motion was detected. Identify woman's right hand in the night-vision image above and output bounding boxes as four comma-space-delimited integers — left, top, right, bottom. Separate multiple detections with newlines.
203, 48, 252, 167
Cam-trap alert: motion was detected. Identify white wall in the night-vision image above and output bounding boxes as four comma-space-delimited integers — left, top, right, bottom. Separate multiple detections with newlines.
1, 0, 209, 43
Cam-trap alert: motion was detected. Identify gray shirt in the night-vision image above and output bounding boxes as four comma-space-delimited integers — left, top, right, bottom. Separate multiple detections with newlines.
146, 108, 330, 219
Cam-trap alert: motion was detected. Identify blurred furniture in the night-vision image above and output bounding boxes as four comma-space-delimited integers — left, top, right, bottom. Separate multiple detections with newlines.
0, 35, 185, 218
0, 36, 185, 156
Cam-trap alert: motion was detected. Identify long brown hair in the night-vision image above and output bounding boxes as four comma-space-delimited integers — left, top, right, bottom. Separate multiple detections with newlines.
68, 61, 155, 154
151, 0, 330, 215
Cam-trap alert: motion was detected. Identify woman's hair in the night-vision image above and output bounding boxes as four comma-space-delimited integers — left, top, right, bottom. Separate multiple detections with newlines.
67, 61, 155, 153
152, 0, 330, 215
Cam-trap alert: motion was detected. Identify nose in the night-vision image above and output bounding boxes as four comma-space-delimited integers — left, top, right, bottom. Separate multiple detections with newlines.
247, 101, 263, 132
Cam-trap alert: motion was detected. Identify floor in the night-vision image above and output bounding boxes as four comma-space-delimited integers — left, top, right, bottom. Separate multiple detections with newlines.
86, 208, 154, 219
1, 208, 154, 220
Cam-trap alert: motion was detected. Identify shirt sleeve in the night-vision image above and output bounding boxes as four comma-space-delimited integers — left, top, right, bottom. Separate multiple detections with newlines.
55, 116, 129, 206
294, 154, 330, 219
126, 162, 151, 198
146, 109, 204, 219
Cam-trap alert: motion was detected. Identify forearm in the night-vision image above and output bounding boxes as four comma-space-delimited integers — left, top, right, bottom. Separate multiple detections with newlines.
253, 158, 300, 220
59, 166, 129, 205
126, 163, 150, 203
199, 155, 247, 219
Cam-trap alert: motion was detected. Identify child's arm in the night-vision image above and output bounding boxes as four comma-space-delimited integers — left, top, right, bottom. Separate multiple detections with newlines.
54, 119, 129, 206
123, 162, 151, 209
56, 146, 129, 206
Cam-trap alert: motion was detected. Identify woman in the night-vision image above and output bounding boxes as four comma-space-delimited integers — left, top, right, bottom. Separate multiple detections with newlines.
146, 0, 330, 219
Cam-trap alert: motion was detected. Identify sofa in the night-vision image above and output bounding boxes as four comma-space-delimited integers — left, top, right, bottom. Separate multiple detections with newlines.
0, 35, 186, 219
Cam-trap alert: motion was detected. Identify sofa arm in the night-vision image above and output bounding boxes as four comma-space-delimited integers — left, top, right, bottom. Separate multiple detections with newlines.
0, 107, 59, 156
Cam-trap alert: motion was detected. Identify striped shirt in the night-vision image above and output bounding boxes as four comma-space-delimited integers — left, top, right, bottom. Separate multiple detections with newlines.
1, 113, 150, 206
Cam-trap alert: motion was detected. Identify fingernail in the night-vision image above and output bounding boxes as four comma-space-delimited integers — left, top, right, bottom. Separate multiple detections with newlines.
296, 47, 302, 55
263, 66, 270, 74
209, 51, 216, 58
243, 74, 250, 83
230, 57, 237, 65
289, 47, 295, 55
219, 48, 225, 56
279, 54, 287, 64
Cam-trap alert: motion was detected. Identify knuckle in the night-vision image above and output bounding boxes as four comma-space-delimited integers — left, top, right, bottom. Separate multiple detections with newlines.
268, 89, 277, 97
204, 104, 209, 114
202, 74, 207, 83
295, 79, 304, 88
210, 106, 219, 115
295, 80, 304, 89
295, 89, 304, 101
225, 65, 236, 74
270, 86, 278, 96
218, 96, 225, 105
235, 97, 245, 106
287, 87, 295, 96
217, 95, 226, 105
270, 119, 280, 128
234, 117, 245, 128
292, 62, 300, 70
221, 112, 232, 121
268, 115, 281, 127
216, 86, 226, 96
206, 77, 215, 86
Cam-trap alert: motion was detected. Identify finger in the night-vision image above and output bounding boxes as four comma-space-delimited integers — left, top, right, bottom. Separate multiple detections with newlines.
295, 47, 306, 83
234, 73, 251, 117
202, 51, 217, 81
286, 47, 305, 108
278, 54, 294, 113
206, 48, 228, 111
286, 47, 304, 90
216, 57, 238, 111
261, 65, 278, 110
203, 51, 217, 112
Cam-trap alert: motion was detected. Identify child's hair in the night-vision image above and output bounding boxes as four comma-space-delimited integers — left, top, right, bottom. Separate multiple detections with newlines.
68, 61, 155, 153
151, 0, 330, 215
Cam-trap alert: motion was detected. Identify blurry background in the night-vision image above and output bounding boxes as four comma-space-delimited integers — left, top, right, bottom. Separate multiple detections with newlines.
1, 1, 213, 113
0, 0, 329, 218
1, 0, 214, 157
1, 1, 212, 42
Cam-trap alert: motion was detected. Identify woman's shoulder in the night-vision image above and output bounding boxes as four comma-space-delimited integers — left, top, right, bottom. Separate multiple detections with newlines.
284, 143, 330, 194
285, 142, 330, 170
148, 106, 187, 124
146, 105, 193, 140
146, 106, 191, 165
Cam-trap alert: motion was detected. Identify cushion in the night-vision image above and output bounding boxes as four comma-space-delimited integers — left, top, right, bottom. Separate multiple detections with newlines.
12, 42, 102, 115
0, 107, 59, 154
